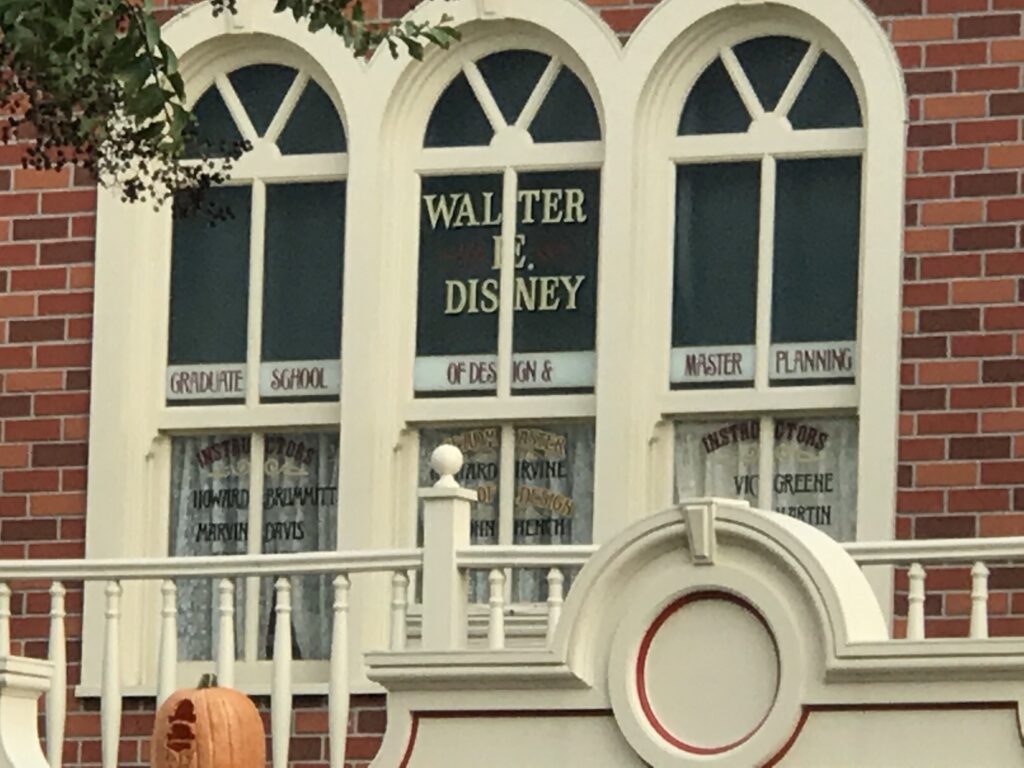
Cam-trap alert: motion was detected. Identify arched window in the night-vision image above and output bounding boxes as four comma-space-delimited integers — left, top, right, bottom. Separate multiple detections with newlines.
667, 36, 867, 542
410, 48, 602, 601
165, 63, 347, 663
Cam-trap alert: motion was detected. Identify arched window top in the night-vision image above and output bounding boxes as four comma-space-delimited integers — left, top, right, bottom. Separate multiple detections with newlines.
188, 63, 347, 156
679, 36, 862, 136
424, 49, 601, 148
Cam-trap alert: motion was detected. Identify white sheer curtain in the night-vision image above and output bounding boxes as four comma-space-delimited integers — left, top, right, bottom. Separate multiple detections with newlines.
674, 417, 858, 541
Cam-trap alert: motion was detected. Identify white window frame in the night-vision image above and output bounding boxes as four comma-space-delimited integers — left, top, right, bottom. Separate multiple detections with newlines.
82, 0, 906, 694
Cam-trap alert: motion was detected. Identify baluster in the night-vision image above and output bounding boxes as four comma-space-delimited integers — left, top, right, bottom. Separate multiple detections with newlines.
216, 579, 236, 688
390, 572, 409, 652
101, 581, 122, 768
488, 569, 506, 651
907, 563, 926, 641
546, 568, 564, 645
329, 575, 350, 768
0, 582, 10, 656
970, 562, 990, 640
47, 582, 66, 768
271, 578, 292, 768
156, 581, 177, 706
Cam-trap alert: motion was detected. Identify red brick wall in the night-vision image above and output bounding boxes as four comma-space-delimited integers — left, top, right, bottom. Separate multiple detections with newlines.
1, 0, 1023, 763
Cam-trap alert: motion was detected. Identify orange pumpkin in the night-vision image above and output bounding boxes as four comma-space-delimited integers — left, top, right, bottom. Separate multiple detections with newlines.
151, 674, 265, 768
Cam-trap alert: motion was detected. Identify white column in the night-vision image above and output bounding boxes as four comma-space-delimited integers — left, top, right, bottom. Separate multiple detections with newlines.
328, 575, 350, 768
970, 562, 990, 640
0, 656, 52, 768
546, 568, 564, 645
216, 579, 236, 688
46, 583, 66, 768
389, 572, 408, 652
487, 570, 506, 651
101, 582, 122, 768
419, 446, 475, 651
271, 578, 292, 768
0, 583, 10, 656
906, 564, 926, 641
156, 581, 177, 707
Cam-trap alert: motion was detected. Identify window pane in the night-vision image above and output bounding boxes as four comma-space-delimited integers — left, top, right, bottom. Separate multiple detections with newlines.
773, 417, 858, 541
674, 420, 760, 506
679, 58, 751, 136
513, 170, 600, 394
261, 182, 345, 401
228, 64, 297, 137
167, 186, 251, 404
529, 66, 601, 143
424, 72, 494, 148
185, 85, 243, 157
788, 53, 862, 129
278, 79, 347, 155
476, 50, 550, 126
169, 435, 250, 660
512, 423, 594, 602
415, 174, 502, 395
671, 163, 759, 388
258, 432, 339, 660
419, 427, 500, 602
771, 157, 860, 384
733, 36, 809, 114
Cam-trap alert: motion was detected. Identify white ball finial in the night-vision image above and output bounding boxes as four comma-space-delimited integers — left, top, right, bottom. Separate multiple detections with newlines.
431, 444, 464, 488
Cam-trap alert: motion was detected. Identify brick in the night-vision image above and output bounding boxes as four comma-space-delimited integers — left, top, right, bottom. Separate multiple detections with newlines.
903, 282, 950, 306
893, 17, 954, 41
950, 436, 1012, 459
0, 244, 37, 267
34, 393, 88, 415
953, 225, 1017, 251
11, 217, 68, 241
908, 122, 953, 146
905, 70, 953, 95
63, 416, 88, 440
923, 147, 984, 172
898, 491, 945, 514
3, 470, 59, 493
989, 144, 1024, 169
39, 241, 93, 265
0, 294, 34, 317
907, 175, 951, 199
929, 0, 986, 10
918, 360, 978, 384
902, 335, 947, 358
951, 334, 1014, 356
992, 39, 1024, 61
956, 172, 1018, 197
601, 7, 650, 33
957, 120, 1018, 144
920, 253, 982, 278
984, 360, 1024, 381
987, 252, 1024, 275
950, 488, 1010, 512
925, 41, 986, 68
69, 265, 93, 289
897, 45, 923, 69
905, 228, 950, 253
865, 0, 923, 12
0, 193, 39, 215
0, 396, 30, 417
36, 343, 91, 368
901, 387, 947, 410
12, 168, 70, 190
921, 200, 982, 225
925, 95, 986, 119
31, 493, 85, 516
918, 307, 980, 332
981, 461, 1024, 483
4, 371, 63, 392
40, 190, 96, 214
9, 267, 66, 291
0, 346, 32, 368
958, 14, 1021, 38
982, 409, 1024, 431
0, 519, 57, 541
953, 278, 1018, 303
957, 66, 1020, 91
0, 445, 29, 468
8, 319, 63, 342
915, 515, 977, 538
37, 292, 92, 316
5, 419, 61, 442
992, 92, 1024, 115
900, 438, 946, 461
989, 198, 1024, 221
71, 215, 95, 238
916, 462, 978, 486
33, 443, 88, 467
986, 307, 1024, 329
66, 370, 90, 390
918, 412, 978, 433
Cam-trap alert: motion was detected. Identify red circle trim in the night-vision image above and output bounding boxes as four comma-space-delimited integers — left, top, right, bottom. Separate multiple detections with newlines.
634, 590, 780, 756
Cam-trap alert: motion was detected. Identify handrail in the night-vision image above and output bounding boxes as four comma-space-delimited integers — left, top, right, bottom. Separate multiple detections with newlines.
0, 549, 424, 581
457, 545, 599, 570
844, 538, 1024, 566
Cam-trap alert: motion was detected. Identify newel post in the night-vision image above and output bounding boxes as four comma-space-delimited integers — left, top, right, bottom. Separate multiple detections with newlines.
0, 656, 52, 768
420, 445, 476, 651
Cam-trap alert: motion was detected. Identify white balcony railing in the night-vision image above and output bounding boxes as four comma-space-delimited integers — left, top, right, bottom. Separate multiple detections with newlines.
0, 447, 1022, 767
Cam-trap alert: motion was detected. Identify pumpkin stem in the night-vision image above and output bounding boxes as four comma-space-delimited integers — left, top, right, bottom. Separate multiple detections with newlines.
198, 673, 218, 689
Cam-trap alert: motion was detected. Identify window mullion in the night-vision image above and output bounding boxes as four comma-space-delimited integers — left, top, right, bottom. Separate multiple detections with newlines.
246, 180, 267, 407
757, 416, 774, 510
496, 168, 518, 398
243, 433, 266, 663
499, 424, 515, 602
754, 155, 776, 391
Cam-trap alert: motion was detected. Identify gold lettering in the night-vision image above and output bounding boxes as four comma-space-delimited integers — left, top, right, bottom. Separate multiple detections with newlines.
541, 189, 565, 224
564, 188, 586, 223
560, 275, 585, 310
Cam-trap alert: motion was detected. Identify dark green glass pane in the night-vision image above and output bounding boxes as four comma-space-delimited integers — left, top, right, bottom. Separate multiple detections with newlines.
789, 53, 862, 129
278, 79, 347, 155
186, 86, 243, 158
530, 67, 601, 143
262, 182, 345, 362
673, 163, 759, 347
679, 58, 751, 135
228, 64, 297, 136
733, 36, 809, 113
476, 50, 550, 126
169, 186, 251, 364
772, 157, 861, 343
424, 73, 494, 148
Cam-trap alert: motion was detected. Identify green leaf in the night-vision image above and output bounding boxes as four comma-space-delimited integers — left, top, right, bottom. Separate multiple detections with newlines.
131, 83, 170, 119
